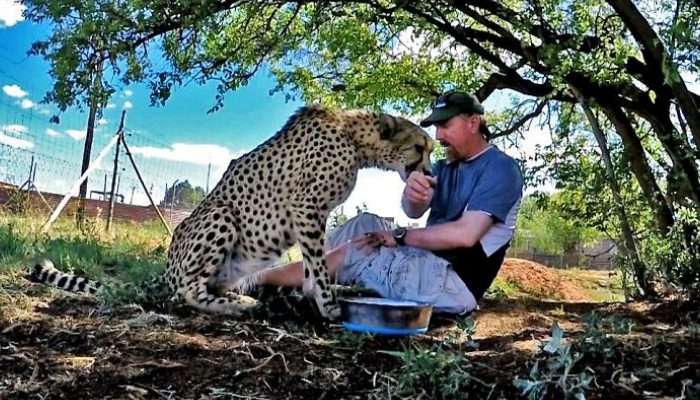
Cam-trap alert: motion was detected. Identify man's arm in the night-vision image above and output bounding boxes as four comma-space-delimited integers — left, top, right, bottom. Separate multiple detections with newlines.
354, 211, 493, 253
405, 211, 493, 250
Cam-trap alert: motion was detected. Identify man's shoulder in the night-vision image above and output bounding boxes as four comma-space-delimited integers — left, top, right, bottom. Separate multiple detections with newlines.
482, 148, 523, 187
479, 147, 520, 171
485, 146, 517, 162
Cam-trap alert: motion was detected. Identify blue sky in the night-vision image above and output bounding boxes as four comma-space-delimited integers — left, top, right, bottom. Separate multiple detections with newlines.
0, 4, 303, 151
0, 0, 438, 225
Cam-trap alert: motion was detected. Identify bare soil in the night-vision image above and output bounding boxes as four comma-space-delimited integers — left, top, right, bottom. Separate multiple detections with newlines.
1, 259, 698, 400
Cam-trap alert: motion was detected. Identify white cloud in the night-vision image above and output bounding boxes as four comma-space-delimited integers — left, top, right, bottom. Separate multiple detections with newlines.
0, 0, 25, 28
124, 89, 133, 97
1, 124, 27, 135
130, 143, 248, 167
0, 132, 33, 149
97, 118, 108, 125
20, 98, 34, 109
46, 128, 60, 137
106, 103, 117, 109
65, 129, 87, 140
123, 100, 133, 109
2, 84, 27, 98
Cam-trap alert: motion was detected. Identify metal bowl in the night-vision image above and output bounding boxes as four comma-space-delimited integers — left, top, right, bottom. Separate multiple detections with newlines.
339, 297, 434, 336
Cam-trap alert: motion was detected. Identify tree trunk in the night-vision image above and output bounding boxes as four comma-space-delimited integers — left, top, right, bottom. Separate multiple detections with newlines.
572, 86, 654, 297
76, 57, 104, 229
600, 105, 675, 234
76, 101, 97, 229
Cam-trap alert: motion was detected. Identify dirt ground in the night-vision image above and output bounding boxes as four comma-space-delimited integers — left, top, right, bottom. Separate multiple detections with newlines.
498, 258, 601, 301
1, 259, 698, 400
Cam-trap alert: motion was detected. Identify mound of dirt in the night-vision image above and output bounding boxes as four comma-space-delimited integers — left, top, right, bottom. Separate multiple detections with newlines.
498, 258, 591, 301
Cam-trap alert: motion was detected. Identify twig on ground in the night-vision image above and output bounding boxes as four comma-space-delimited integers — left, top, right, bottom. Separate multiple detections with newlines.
1, 322, 22, 334
610, 369, 639, 395
234, 352, 288, 377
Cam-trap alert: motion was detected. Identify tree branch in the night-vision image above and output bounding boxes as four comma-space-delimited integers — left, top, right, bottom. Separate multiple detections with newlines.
491, 100, 548, 139
606, 0, 700, 149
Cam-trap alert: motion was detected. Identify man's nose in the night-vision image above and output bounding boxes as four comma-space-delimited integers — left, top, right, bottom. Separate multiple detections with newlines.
435, 128, 444, 140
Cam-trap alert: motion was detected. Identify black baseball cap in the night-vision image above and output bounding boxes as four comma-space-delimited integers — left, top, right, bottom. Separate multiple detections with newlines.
420, 91, 485, 127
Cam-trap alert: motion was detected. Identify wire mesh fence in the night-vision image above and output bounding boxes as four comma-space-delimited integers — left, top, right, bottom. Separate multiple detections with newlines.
507, 236, 617, 270
0, 76, 216, 228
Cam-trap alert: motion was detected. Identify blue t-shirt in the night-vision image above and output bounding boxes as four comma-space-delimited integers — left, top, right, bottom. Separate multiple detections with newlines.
426, 146, 523, 300
427, 146, 523, 256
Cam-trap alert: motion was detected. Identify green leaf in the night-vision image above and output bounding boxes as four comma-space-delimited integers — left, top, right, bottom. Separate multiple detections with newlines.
543, 322, 564, 354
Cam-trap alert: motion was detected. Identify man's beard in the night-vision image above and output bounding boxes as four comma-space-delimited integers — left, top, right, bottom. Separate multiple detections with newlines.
444, 144, 459, 162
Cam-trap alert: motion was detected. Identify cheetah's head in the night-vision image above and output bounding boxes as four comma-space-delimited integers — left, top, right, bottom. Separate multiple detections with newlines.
376, 114, 433, 181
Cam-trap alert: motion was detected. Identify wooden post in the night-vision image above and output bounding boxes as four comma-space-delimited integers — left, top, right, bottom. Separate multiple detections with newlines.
120, 134, 173, 236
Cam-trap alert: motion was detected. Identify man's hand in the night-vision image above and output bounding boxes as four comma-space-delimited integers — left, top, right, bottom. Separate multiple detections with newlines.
352, 231, 395, 254
402, 171, 437, 216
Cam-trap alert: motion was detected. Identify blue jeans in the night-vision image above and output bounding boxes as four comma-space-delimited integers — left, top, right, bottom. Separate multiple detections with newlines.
327, 213, 476, 314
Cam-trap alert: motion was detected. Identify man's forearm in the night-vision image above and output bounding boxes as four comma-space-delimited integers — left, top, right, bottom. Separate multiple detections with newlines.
402, 211, 494, 250
401, 196, 430, 219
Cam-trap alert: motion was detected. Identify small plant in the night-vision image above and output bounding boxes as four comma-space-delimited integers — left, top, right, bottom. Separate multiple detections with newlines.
485, 278, 520, 300
443, 315, 480, 350
642, 206, 700, 300
0, 222, 36, 265
380, 341, 475, 399
514, 323, 593, 400
332, 330, 376, 363
576, 312, 633, 359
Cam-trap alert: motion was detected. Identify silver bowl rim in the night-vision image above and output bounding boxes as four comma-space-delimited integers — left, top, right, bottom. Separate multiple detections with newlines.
339, 296, 433, 309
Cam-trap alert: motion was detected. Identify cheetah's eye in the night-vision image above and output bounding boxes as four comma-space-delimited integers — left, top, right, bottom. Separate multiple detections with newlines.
415, 144, 424, 153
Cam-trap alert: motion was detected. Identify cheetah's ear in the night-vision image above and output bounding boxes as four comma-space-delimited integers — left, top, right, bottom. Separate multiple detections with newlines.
379, 114, 397, 140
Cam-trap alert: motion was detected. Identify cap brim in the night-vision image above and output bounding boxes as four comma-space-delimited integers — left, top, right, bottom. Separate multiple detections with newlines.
419, 106, 462, 127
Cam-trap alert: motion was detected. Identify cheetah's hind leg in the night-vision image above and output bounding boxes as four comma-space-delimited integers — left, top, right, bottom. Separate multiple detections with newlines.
172, 207, 259, 316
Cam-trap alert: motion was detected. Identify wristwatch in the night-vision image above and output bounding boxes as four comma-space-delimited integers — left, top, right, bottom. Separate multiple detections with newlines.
392, 226, 407, 246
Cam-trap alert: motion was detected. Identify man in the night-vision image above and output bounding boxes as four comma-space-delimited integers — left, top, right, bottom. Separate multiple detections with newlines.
262, 91, 523, 314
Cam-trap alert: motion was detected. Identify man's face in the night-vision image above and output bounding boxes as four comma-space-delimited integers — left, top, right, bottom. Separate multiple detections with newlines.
434, 113, 480, 160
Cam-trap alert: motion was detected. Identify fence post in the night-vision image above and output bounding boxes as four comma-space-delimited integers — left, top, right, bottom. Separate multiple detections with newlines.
120, 133, 173, 236
107, 110, 126, 233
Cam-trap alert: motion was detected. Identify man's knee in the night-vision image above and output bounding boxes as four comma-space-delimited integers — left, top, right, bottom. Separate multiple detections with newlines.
328, 212, 393, 248
348, 212, 385, 226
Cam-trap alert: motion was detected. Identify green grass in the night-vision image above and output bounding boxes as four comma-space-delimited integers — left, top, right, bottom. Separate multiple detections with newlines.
0, 210, 169, 303
558, 268, 626, 302
1, 210, 304, 305
485, 278, 523, 300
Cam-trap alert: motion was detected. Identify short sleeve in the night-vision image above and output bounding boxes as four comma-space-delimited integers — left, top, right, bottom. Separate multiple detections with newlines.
466, 157, 523, 223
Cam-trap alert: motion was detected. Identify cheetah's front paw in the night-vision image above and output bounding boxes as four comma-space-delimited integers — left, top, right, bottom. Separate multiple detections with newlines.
320, 303, 341, 320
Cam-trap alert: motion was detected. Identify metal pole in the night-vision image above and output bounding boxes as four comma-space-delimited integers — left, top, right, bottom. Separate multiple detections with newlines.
107, 110, 126, 232
120, 134, 173, 236
103, 174, 108, 201
206, 162, 211, 193
170, 179, 179, 224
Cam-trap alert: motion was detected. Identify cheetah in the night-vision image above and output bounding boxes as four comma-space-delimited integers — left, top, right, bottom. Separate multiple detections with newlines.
32, 105, 433, 319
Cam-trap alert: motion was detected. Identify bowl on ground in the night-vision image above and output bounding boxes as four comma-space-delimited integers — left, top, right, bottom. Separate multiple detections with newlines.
339, 296, 433, 336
